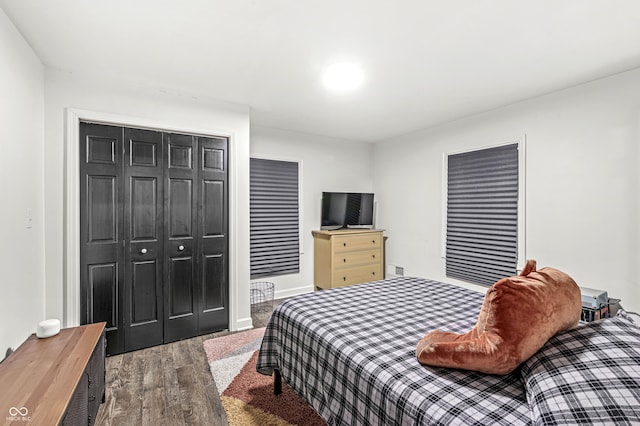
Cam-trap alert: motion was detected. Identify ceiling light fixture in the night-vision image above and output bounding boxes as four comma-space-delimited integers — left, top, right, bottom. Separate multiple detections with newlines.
322, 62, 364, 91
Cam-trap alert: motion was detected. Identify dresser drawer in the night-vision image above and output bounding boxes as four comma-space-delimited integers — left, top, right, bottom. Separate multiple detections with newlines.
333, 233, 383, 253
333, 264, 382, 287
334, 248, 381, 269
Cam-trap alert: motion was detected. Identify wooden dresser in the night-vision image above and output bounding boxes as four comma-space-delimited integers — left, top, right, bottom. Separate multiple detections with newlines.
0, 322, 106, 425
313, 229, 384, 290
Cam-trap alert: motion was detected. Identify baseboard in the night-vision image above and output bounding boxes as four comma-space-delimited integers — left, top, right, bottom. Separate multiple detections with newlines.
234, 316, 254, 331
274, 284, 315, 300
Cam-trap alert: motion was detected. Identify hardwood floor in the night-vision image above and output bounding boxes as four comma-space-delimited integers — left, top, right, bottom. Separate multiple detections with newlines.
95, 301, 279, 426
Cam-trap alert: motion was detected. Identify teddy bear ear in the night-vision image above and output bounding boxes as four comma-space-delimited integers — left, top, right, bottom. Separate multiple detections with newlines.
519, 259, 537, 276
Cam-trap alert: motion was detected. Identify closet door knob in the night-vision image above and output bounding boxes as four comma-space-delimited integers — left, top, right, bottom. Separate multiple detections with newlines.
140, 248, 148, 254
178, 245, 185, 251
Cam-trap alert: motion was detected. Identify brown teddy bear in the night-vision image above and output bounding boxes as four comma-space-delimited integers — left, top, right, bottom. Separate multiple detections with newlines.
416, 260, 582, 375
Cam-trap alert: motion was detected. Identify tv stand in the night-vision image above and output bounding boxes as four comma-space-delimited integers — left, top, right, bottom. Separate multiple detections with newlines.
312, 229, 384, 290
0, 322, 106, 425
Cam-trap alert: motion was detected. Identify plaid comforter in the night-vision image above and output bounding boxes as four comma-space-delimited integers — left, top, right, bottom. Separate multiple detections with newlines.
256, 277, 640, 425
256, 277, 531, 425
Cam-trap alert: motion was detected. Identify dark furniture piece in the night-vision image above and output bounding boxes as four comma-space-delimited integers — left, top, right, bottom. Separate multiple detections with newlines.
0, 322, 106, 425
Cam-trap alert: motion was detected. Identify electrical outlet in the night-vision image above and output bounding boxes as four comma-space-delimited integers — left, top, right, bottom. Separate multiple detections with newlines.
395, 265, 405, 276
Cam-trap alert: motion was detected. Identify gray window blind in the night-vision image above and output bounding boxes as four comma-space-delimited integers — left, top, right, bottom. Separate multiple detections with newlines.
250, 158, 299, 278
446, 143, 518, 286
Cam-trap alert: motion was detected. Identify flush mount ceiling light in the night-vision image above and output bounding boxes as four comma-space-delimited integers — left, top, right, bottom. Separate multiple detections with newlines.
322, 62, 364, 91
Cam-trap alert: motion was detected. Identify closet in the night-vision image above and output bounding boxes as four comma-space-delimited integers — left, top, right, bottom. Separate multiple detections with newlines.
79, 122, 228, 355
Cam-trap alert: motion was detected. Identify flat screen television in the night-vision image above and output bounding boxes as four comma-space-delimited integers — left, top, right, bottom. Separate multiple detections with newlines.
321, 192, 375, 230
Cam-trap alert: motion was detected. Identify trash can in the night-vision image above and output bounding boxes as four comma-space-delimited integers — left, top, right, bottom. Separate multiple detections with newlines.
250, 281, 274, 313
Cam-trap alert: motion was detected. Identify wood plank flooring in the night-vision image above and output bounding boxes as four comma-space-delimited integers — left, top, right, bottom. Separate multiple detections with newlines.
95, 301, 278, 426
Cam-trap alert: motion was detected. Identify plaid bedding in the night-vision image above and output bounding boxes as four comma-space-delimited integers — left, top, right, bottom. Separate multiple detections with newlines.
256, 277, 532, 425
521, 315, 640, 425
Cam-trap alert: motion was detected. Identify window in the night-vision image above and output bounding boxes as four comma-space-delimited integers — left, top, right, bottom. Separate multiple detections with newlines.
445, 142, 523, 286
250, 157, 300, 278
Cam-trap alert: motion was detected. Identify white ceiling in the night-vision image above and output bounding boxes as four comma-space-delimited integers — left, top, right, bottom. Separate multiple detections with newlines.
3, 0, 640, 142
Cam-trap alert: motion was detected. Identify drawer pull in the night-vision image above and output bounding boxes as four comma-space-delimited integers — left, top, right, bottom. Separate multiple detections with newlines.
343, 258, 346, 263
343, 243, 347, 247
343, 277, 347, 281
372, 254, 376, 259
372, 240, 376, 244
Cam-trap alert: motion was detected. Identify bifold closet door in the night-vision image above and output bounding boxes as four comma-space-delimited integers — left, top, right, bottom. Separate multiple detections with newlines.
163, 133, 199, 342
196, 136, 229, 334
80, 123, 125, 355
81, 123, 229, 354
162, 134, 230, 342
123, 127, 164, 352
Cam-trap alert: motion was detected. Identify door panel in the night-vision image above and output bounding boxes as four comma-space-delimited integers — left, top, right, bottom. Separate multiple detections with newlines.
168, 144, 192, 169
202, 180, 224, 236
131, 177, 158, 240
88, 263, 118, 330
130, 140, 157, 166
123, 127, 164, 352
169, 257, 194, 317
87, 136, 117, 164
87, 177, 118, 242
197, 136, 229, 333
202, 147, 224, 172
80, 123, 125, 355
202, 254, 225, 311
168, 179, 192, 237
131, 260, 159, 324
163, 133, 198, 342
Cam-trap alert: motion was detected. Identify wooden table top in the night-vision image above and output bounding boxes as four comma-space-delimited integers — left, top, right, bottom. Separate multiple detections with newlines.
0, 322, 105, 425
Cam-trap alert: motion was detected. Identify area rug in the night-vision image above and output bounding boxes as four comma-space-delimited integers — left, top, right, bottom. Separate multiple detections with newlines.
203, 328, 327, 426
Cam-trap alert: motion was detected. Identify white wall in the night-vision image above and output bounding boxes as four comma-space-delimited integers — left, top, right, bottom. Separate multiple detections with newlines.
374, 68, 640, 313
250, 125, 374, 298
44, 70, 253, 331
0, 9, 45, 354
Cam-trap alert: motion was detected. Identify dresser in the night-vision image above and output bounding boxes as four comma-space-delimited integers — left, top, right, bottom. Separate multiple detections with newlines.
313, 229, 384, 290
0, 322, 106, 425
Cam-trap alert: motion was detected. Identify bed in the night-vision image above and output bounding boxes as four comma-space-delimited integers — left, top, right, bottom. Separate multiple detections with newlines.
256, 277, 640, 425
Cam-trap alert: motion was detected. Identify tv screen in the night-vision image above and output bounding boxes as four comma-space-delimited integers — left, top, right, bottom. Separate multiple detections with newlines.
321, 192, 374, 230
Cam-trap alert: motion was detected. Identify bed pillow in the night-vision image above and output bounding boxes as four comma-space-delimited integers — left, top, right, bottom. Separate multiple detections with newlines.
520, 315, 640, 425
416, 260, 582, 374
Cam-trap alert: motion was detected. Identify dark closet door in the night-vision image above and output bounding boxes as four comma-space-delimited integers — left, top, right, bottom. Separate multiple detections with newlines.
81, 123, 229, 354
80, 123, 125, 355
163, 133, 199, 342
197, 136, 229, 333
123, 128, 164, 352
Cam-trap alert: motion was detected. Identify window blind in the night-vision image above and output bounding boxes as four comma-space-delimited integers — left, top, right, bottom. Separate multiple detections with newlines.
250, 158, 300, 278
446, 143, 519, 286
